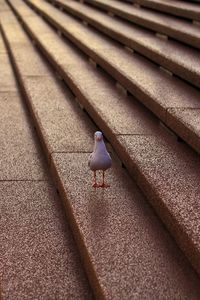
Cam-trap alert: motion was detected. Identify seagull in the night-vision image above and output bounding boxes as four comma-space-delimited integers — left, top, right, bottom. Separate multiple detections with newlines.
89, 131, 112, 188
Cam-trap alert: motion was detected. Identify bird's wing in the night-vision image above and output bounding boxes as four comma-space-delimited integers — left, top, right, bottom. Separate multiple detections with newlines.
88, 153, 93, 168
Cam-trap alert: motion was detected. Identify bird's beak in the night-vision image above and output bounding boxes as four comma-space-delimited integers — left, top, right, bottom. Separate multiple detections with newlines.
96, 136, 102, 141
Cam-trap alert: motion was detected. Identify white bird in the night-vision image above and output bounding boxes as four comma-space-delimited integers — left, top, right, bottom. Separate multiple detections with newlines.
89, 131, 112, 188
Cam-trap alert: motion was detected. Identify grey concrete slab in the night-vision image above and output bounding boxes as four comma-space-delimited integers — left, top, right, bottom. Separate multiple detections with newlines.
116, 134, 200, 275
23, 76, 95, 156
51, 152, 200, 300
167, 108, 200, 155
0, 181, 92, 299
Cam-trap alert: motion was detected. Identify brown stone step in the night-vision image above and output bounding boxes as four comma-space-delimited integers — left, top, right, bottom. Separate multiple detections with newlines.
49, 0, 200, 89
80, 0, 200, 49
13, 0, 200, 155
0, 29, 92, 298
2, 5, 200, 299
4, 0, 200, 278
131, 0, 200, 21
0, 181, 93, 300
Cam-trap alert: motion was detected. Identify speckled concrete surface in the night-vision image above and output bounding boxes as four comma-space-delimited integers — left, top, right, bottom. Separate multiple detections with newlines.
11, 45, 51, 78
0, 55, 18, 92
78, 0, 200, 49
3, 3, 200, 297
0, 12, 30, 47
4, 2, 161, 137
0, 27, 92, 299
62, 64, 161, 136
54, 0, 200, 88
51, 153, 200, 300
18, 0, 200, 140
0, 181, 92, 300
133, 0, 200, 20
0, 41, 46, 180
6, 1, 200, 272
23, 76, 95, 155
0, 34, 7, 53
0, 91, 47, 180
117, 134, 200, 275
167, 108, 200, 155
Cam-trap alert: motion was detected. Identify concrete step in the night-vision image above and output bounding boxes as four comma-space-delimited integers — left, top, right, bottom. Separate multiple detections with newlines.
79, 0, 200, 49
5, 0, 200, 278
15, 0, 200, 156
49, 0, 200, 89
1, 4, 200, 299
119, 0, 200, 21
0, 28, 92, 299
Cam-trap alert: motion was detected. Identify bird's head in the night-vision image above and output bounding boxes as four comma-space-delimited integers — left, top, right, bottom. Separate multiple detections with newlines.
94, 131, 103, 142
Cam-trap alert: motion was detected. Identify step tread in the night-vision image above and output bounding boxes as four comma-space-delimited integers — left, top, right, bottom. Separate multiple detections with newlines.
167, 108, 200, 156
19, 0, 200, 155
0, 24, 92, 299
23, 76, 95, 156
0, 181, 93, 300
53, 0, 200, 88
2, 9, 200, 298
0, 47, 47, 180
83, 0, 200, 49
6, 0, 200, 276
132, 0, 200, 21
52, 152, 200, 299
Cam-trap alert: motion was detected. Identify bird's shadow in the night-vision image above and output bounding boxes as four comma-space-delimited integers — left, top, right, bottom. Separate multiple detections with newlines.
88, 188, 109, 236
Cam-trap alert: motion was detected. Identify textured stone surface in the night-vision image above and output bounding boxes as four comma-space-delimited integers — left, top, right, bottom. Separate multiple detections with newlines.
0, 18, 48, 180
54, 0, 200, 88
11, 45, 51, 77
0, 92, 47, 180
0, 55, 18, 92
131, 0, 200, 21
20, 0, 200, 127
51, 153, 200, 300
0, 13, 31, 47
62, 63, 161, 136
6, 0, 200, 278
23, 76, 95, 155
11, 3, 160, 137
81, 0, 200, 49
0, 34, 7, 53
167, 108, 200, 154
0, 181, 92, 300
116, 134, 200, 274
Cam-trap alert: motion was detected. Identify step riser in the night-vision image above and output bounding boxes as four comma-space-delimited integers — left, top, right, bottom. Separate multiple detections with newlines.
22, 0, 200, 156
3, 14, 200, 279
131, 0, 200, 21
52, 0, 200, 89
5, 0, 200, 280
82, 0, 200, 50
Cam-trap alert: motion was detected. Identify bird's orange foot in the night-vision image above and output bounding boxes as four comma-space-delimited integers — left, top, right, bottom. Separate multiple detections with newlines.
99, 183, 110, 188
93, 182, 100, 188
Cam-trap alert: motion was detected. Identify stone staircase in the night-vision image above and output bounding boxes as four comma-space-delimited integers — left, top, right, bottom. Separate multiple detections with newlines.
0, 0, 200, 298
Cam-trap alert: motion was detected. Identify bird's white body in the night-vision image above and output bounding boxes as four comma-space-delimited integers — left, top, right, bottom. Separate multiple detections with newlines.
89, 139, 112, 171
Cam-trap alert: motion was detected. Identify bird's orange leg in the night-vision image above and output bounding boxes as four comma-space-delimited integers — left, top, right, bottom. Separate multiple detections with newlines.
100, 171, 110, 188
92, 171, 100, 188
